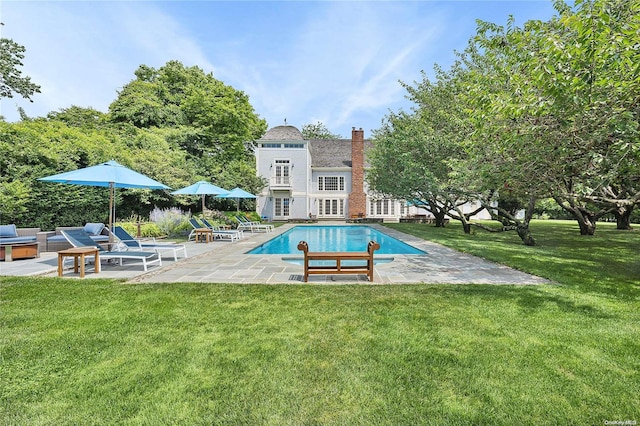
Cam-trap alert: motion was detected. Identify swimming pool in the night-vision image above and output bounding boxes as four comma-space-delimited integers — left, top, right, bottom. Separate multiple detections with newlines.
247, 225, 426, 255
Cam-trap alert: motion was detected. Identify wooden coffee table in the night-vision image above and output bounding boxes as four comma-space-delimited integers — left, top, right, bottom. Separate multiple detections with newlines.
0, 242, 39, 262
58, 247, 100, 278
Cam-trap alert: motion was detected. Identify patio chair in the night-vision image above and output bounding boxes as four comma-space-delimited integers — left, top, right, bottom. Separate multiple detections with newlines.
61, 229, 162, 272
240, 214, 274, 231
112, 226, 187, 261
188, 218, 239, 242
187, 218, 213, 242
235, 215, 273, 232
200, 218, 244, 240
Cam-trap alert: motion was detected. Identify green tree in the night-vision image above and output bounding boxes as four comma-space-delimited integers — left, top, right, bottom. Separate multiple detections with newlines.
47, 106, 109, 129
457, 0, 639, 236
0, 37, 41, 103
109, 60, 267, 162
369, 66, 483, 232
0, 120, 118, 227
301, 121, 342, 139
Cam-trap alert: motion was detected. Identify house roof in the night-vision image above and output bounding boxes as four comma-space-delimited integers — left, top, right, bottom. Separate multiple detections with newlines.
309, 139, 372, 168
259, 125, 304, 141
258, 125, 372, 168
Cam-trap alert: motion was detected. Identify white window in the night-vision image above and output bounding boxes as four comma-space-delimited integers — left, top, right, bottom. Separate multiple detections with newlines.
318, 176, 344, 191
318, 199, 344, 217
274, 197, 290, 217
273, 159, 290, 185
369, 199, 396, 216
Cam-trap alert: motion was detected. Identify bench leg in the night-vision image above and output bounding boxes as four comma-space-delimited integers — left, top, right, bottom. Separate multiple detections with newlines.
79, 254, 86, 278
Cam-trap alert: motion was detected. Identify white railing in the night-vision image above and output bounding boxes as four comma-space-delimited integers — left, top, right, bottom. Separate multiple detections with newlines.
270, 176, 291, 187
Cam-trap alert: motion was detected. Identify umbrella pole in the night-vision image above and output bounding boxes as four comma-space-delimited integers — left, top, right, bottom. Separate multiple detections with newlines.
108, 183, 114, 244
202, 194, 205, 215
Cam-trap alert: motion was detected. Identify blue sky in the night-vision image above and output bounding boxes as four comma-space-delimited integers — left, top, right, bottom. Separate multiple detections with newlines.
2, 1, 558, 138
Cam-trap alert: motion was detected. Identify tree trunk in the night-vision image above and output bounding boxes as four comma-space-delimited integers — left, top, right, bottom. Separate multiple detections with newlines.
576, 214, 597, 235
434, 211, 447, 227
614, 205, 634, 230
462, 221, 471, 234
553, 196, 598, 235
517, 224, 536, 246
514, 196, 537, 246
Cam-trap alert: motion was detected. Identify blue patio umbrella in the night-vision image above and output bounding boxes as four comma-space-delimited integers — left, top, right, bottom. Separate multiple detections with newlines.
39, 160, 171, 241
171, 181, 229, 213
216, 187, 256, 212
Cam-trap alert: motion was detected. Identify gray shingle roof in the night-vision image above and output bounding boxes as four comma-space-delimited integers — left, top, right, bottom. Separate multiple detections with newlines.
259, 125, 304, 141
259, 125, 372, 168
309, 139, 372, 168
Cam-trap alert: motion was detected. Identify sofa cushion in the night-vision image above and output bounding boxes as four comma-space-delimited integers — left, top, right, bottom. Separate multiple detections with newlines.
84, 223, 105, 236
0, 224, 18, 238
0, 236, 37, 244
48, 234, 109, 243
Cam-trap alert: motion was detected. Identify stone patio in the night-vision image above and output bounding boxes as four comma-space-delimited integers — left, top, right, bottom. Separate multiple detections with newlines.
0, 223, 550, 285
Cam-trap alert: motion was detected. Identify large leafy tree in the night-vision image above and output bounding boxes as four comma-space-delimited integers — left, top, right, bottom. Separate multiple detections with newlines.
2, 59, 268, 229
537, 0, 640, 231
0, 120, 120, 227
0, 37, 41, 104
109, 60, 267, 162
368, 66, 482, 232
46, 106, 109, 129
451, 0, 639, 238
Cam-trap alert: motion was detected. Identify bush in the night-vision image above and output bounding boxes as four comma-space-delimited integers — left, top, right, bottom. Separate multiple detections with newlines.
202, 209, 234, 226
149, 206, 190, 236
116, 221, 163, 238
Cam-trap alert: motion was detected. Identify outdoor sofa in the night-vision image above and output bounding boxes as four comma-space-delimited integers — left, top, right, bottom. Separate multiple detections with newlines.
41, 223, 111, 252
0, 224, 41, 261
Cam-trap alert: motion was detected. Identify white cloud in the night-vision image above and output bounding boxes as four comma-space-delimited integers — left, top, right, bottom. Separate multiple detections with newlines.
0, 2, 215, 121
0, 0, 556, 137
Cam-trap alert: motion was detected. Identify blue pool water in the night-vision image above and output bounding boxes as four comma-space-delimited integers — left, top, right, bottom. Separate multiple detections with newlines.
247, 225, 426, 255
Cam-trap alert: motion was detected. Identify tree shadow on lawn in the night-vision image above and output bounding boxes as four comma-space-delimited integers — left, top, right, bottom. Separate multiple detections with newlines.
449, 285, 618, 320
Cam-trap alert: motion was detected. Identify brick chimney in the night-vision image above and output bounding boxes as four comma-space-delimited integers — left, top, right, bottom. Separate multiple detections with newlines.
348, 127, 367, 218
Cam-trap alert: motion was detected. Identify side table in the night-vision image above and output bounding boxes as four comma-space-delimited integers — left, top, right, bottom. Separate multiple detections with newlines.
58, 247, 100, 278
194, 228, 213, 243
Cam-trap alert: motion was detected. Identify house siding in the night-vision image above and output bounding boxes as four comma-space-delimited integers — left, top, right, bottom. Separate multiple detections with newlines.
255, 125, 492, 221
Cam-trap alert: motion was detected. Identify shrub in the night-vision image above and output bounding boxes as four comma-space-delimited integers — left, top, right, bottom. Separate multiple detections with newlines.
149, 206, 190, 236
203, 209, 233, 226
116, 221, 163, 238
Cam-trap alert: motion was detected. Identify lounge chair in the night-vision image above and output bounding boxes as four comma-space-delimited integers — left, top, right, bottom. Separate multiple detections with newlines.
240, 214, 274, 230
61, 229, 162, 272
112, 226, 187, 261
187, 218, 212, 242
235, 215, 273, 232
200, 218, 244, 240
188, 218, 239, 242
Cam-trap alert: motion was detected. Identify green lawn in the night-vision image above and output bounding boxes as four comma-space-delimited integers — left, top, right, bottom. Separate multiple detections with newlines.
1, 220, 638, 424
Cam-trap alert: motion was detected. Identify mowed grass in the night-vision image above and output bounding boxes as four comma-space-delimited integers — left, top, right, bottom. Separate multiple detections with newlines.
1, 221, 639, 424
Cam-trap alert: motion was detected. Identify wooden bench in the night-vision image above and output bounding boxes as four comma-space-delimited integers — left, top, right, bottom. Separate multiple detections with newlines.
297, 240, 380, 282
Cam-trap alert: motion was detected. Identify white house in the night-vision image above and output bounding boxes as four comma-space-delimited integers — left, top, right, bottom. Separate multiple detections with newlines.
255, 125, 490, 222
